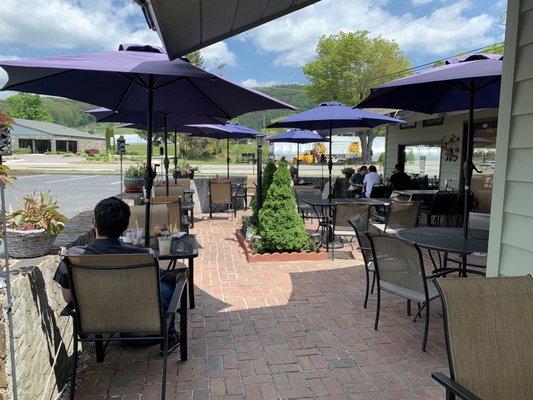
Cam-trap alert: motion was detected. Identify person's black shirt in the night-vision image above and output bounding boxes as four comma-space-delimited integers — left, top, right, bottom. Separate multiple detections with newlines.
389, 171, 411, 190
54, 238, 150, 290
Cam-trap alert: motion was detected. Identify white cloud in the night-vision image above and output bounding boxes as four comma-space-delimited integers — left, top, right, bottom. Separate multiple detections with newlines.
411, 0, 434, 5
241, 79, 281, 88
0, 0, 160, 52
244, 0, 498, 67
200, 42, 237, 69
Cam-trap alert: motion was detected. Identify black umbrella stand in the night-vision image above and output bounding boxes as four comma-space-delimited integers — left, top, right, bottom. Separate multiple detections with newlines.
144, 76, 155, 247
163, 116, 170, 196
174, 127, 178, 184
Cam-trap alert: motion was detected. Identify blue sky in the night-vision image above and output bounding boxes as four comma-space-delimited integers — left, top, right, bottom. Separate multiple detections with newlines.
0, 0, 507, 95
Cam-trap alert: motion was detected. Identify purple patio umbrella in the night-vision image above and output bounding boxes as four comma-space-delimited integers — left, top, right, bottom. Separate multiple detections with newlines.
358, 54, 502, 240
0, 44, 293, 248
268, 102, 404, 200
267, 129, 327, 175
87, 107, 226, 195
178, 124, 259, 178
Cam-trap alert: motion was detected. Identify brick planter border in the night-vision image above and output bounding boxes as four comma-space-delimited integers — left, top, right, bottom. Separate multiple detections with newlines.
236, 230, 328, 263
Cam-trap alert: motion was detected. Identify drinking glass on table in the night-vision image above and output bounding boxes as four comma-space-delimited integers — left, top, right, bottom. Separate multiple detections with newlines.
158, 235, 172, 255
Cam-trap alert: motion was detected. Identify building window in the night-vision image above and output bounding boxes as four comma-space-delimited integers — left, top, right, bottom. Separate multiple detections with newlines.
34, 140, 52, 153
422, 117, 444, 127
68, 141, 78, 153
402, 144, 442, 179
19, 139, 33, 152
399, 121, 417, 130
56, 140, 68, 152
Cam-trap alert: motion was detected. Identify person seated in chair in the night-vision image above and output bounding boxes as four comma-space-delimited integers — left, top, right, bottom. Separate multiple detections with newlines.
363, 165, 381, 198
388, 163, 411, 190
53, 197, 181, 353
347, 165, 367, 197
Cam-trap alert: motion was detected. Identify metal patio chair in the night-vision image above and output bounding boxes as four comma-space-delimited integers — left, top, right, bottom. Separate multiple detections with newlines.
128, 204, 170, 232
330, 202, 371, 260
372, 200, 422, 234
432, 276, 533, 400
155, 184, 185, 198
367, 233, 441, 351
348, 215, 375, 309
63, 253, 188, 400
445, 212, 490, 274
151, 196, 188, 233
420, 191, 456, 226
208, 179, 235, 218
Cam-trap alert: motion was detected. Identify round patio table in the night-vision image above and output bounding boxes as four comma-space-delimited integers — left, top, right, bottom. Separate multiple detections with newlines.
397, 227, 488, 276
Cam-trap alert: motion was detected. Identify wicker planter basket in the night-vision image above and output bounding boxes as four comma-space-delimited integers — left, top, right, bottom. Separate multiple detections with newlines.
5, 228, 58, 259
124, 176, 143, 193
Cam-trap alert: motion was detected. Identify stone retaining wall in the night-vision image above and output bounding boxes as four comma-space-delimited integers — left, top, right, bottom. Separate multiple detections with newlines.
0, 210, 94, 400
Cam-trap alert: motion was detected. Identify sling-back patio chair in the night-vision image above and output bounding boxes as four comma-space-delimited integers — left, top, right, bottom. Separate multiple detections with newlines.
432, 276, 533, 400
329, 202, 371, 260
128, 204, 170, 232
445, 212, 489, 274
294, 187, 321, 221
208, 179, 235, 218
321, 177, 338, 199
155, 184, 185, 198
63, 253, 188, 400
174, 178, 191, 189
371, 200, 422, 235
367, 233, 441, 351
151, 196, 189, 233
348, 215, 375, 309
419, 191, 456, 227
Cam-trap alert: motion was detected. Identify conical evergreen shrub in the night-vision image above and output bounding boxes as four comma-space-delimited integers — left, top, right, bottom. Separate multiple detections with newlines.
251, 160, 277, 227
259, 161, 309, 252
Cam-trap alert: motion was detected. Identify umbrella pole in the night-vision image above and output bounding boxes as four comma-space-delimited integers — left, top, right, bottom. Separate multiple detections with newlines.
226, 137, 230, 179
174, 128, 178, 184
328, 122, 333, 201
463, 79, 476, 240
164, 117, 169, 196
1, 181, 18, 400
144, 76, 155, 247
296, 143, 300, 178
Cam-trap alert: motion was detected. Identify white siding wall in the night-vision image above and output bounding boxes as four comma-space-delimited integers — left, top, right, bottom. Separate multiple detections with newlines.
385, 110, 497, 189
487, 0, 533, 276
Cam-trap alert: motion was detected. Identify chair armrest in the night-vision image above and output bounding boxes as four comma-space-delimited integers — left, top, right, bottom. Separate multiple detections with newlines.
431, 373, 481, 400
165, 271, 188, 317
60, 303, 75, 317
427, 270, 454, 279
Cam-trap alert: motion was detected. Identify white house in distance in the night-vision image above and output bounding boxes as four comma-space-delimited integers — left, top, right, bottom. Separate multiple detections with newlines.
10, 118, 105, 154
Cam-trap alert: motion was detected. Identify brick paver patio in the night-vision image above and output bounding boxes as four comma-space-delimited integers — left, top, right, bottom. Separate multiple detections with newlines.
73, 213, 448, 399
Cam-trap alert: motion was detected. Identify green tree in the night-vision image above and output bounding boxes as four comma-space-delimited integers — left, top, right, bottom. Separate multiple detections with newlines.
251, 159, 277, 227
187, 50, 205, 68
259, 161, 309, 252
302, 31, 410, 163
4, 93, 53, 122
105, 126, 115, 151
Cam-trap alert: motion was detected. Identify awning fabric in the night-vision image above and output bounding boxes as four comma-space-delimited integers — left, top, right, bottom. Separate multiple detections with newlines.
136, 0, 321, 60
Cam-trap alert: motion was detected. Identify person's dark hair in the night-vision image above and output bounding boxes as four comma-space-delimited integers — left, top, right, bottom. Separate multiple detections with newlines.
359, 165, 368, 172
368, 165, 377, 172
394, 163, 405, 172
94, 197, 131, 239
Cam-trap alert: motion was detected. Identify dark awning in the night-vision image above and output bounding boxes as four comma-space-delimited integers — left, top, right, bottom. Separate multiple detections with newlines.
135, 0, 321, 60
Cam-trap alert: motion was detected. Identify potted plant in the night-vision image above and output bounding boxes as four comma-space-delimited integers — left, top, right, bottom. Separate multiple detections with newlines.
6, 192, 67, 258
341, 166, 355, 179
124, 163, 144, 193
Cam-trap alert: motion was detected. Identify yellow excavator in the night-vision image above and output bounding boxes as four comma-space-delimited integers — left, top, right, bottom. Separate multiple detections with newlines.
293, 143, 327, 164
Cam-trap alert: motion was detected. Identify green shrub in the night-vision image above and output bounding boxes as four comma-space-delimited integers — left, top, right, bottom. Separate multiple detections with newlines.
13, 148, 29, 155
125, 163, 145, 178
258, 161, 309, 252
251, 159, 277, 228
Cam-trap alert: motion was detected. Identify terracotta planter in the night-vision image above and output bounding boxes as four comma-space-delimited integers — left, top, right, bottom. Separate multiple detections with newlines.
5, 228, 58, 259
124, 176, 143, 193
236, 230, 327, 263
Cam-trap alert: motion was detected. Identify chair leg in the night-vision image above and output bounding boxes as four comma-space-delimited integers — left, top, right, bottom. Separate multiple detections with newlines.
161, 331, 168, 400
95, 335, 105, 363
179, 285, 188, 361
209, 204, 212, 219
363, 267, 370, 309
374, 286, 381, 331
69, 333, 79, 400
407, 299, 412, 317
422, 301, 430, 352
370, 273, 376, 294
446, 390, 456, 400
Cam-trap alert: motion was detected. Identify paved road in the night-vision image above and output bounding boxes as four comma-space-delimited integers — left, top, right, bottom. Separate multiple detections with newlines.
5, 174, 122, 217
